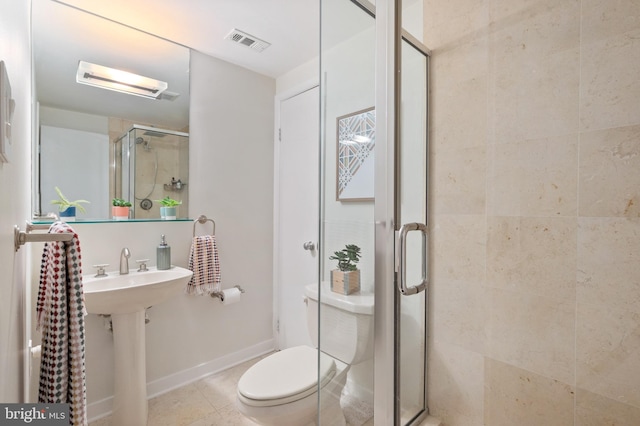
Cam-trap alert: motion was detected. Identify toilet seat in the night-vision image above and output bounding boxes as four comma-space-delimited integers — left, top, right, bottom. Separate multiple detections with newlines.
238, 346, 336, 407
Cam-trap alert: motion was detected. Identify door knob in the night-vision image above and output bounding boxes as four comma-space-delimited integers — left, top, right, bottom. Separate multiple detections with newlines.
303, 241, 315, 251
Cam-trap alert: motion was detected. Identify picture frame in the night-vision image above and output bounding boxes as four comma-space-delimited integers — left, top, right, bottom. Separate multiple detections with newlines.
0, 61, 15, 163
336, 107, 375, 201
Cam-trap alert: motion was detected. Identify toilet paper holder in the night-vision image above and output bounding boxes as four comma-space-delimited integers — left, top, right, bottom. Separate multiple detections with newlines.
211, 285, 245, 302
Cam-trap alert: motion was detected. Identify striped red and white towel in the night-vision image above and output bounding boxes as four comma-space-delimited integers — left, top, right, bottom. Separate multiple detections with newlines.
186, 235, 221, 295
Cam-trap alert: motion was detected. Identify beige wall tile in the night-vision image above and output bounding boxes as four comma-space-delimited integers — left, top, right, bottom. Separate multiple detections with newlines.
431, 215, 486, 283
430, 37, 488, 150
576, 301, 640, 407
576, 205, 640, 411
485, 287, 575, 384
487, 134, 579, 216
431, 281, 488, 353
575, 388, 640, 426
431, 277, 486, 353
431, 215, 487, 352
428, 341, 484, 426
484, 359, 574, 426
577, 218, 640, 312
426, 0, 640, 423
491, 0, 580, 143
486, 216, 577, 301
579, 125, 640, 217
489, 0, 577, 25
580, 29, 640, 132
581, 0, 640, 44
431, 146, 486, 215
430, 39, 488, 216
581, 0, 640, 133
424, 0, 488, 49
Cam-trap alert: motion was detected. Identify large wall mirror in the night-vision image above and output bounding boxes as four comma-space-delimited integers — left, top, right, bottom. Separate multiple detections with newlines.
32, 0, 190, 221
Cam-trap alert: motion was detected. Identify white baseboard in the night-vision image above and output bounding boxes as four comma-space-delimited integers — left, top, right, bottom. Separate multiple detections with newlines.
87, 338, 275, 422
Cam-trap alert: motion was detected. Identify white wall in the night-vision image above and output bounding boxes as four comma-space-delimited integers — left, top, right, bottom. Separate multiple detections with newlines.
0, 0, 32, 402
39, 126, 110, 219
189, 50, 275, 366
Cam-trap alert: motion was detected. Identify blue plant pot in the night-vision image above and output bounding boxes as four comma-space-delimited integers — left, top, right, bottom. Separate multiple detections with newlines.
59, 206, 76, 221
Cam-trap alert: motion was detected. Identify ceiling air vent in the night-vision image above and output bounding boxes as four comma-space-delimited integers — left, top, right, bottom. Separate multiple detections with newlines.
225, 29, 271, 53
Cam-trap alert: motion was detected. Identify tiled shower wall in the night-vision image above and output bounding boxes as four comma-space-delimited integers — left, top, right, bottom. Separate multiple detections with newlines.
425, 0, 640, 424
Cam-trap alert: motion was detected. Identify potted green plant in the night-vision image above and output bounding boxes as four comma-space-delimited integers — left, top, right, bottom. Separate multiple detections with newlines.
50, 187, 89, 221
112, 198, 132, 221
155, 196, 182, 220
329, 244, 361, 294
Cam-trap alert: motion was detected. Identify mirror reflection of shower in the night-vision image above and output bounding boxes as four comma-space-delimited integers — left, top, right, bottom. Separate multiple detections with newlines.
112, 124, 189, 219
133, 135, 159, 205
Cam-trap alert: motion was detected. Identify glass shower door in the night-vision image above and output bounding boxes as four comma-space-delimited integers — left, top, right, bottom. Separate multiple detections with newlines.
319, 0, 429, 424
319, 0, 376, 425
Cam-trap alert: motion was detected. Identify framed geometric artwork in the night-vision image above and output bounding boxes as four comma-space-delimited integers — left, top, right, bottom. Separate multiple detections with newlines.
336, 107, 375, 201
0, 61, 15, 163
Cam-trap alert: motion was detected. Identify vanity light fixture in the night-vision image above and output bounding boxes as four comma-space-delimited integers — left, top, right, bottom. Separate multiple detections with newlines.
76, 61, 168, 99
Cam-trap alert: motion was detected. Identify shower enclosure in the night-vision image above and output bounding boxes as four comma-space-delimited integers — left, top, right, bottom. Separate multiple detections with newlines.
318, 0, 430, 424
112, 124, 189, 219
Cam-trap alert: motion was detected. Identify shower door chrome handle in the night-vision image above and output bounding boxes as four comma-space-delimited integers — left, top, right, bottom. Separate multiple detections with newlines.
396, 222, 428, 295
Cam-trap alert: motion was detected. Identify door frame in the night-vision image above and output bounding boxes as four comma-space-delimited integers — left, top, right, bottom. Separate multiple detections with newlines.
373, 2, 399, 423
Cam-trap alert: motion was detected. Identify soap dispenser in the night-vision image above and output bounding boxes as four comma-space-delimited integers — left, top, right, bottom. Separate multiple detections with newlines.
157, 235, 171, 270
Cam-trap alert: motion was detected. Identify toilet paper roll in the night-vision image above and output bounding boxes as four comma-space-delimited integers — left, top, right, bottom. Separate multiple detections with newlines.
221, 287, 242, 305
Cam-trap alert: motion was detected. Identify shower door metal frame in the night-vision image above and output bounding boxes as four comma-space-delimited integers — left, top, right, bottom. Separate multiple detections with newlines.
374, 0, 430, 424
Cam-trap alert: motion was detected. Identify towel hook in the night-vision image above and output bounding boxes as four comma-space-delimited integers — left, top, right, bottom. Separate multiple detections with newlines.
193, 215, 215, 237
14, 222, 73, 252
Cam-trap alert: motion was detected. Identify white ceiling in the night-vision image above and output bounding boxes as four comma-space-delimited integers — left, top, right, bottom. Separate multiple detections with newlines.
55, 0, 321, 79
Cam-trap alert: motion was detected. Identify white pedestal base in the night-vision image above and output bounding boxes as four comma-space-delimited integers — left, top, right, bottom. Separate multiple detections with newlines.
111, 311, 148, 426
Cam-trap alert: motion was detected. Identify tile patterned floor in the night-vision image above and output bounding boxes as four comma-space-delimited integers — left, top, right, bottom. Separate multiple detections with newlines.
89, 355, 375, 426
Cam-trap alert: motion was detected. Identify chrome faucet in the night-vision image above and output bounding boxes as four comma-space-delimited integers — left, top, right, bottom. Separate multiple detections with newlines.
120, 247, 131, 274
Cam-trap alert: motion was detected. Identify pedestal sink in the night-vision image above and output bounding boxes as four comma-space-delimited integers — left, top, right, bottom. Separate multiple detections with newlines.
83, 266, 193, 426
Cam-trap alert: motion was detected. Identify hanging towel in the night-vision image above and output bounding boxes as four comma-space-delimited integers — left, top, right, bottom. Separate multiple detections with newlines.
186, 235, 221, 295
36, 221, 87, 426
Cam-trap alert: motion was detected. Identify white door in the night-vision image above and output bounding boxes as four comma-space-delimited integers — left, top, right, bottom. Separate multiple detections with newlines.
276, 86, 319, 349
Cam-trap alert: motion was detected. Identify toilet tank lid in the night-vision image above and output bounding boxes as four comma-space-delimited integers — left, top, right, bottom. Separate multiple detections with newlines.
305, 282, 374, 315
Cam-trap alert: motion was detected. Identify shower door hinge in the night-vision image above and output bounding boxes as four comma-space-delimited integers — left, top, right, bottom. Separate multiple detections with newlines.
276, 319, 280, 332
278, 128, 281, 141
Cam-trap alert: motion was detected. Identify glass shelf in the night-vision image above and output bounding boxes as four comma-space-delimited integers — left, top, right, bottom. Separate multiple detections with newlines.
31, 218, 193, 225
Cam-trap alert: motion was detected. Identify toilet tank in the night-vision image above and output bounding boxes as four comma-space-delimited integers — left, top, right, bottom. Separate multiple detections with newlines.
305, 282, 374, 365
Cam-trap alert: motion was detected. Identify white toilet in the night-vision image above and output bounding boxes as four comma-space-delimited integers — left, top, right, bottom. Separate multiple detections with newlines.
237, 282, 374, 426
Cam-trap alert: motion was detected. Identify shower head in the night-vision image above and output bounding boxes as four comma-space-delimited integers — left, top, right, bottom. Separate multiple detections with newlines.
135, 137, 152, 151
